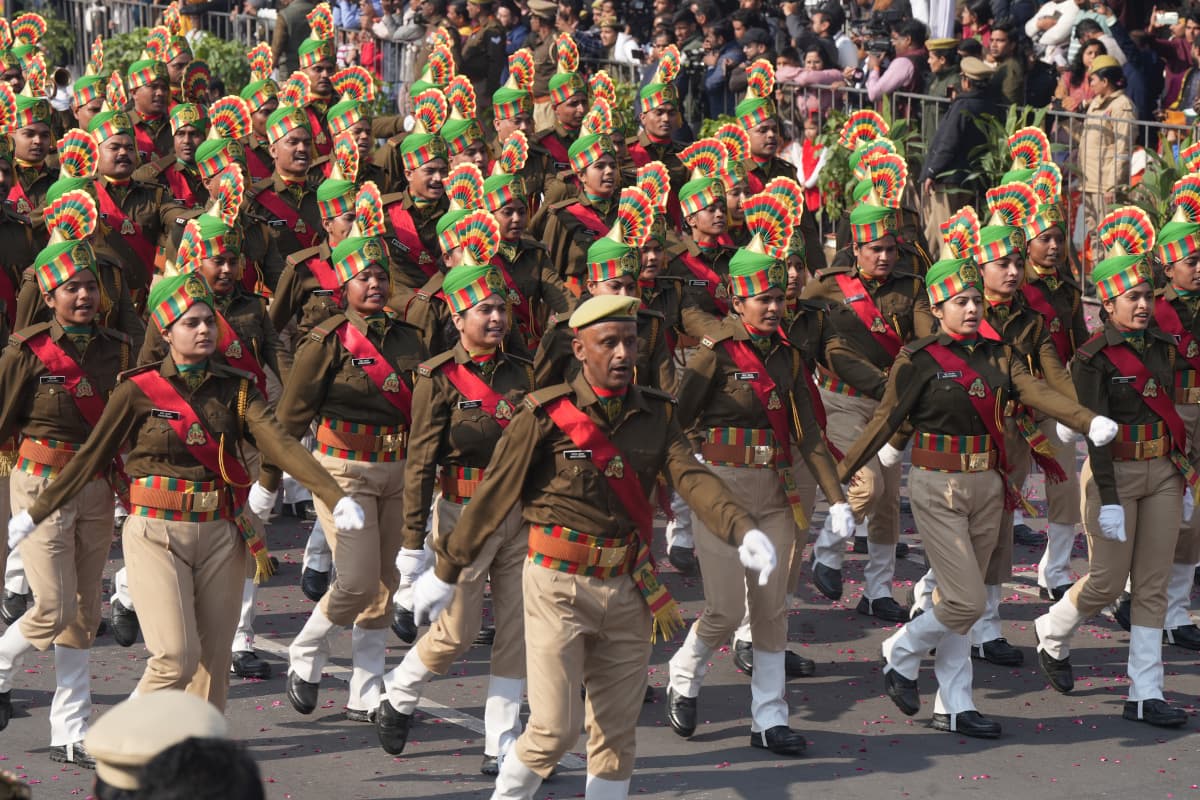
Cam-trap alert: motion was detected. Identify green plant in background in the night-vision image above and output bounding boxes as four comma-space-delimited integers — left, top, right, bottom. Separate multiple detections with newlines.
1133, 143, 1192, 229
612, 79, 640, 140
698, 114, 736, 139
959, 104, 1050, 190
193, 34, 251, 95
38, 13, 75, 70
102, 29, 153, 79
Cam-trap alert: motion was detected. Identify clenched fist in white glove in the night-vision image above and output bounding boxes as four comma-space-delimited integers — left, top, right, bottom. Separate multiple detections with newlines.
1055, 422, 1082, 444
828, 502, 855, 543
332, 496, 366, 530
1087, 415, 1119, 447
738, 528, 777, 586
877, 443, 904, 468
7, 511, 33, 552
247, 482, 277, 521
412, 570, 456, 624
397, 547, 429, 582
1098, 504, 1126, 542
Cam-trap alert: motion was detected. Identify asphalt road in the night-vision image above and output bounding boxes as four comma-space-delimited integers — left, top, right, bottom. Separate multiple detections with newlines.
2, 471, 1199, 800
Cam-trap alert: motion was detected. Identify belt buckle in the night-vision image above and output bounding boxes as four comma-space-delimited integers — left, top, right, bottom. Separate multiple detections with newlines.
966, 452, 991, 472
378, 432, 404, 452
1141, 438, 1165, 459
191, 490, 220, 512
751, 445, 774, 466
1188, 388, 1200, 404
595, 545, 626, 568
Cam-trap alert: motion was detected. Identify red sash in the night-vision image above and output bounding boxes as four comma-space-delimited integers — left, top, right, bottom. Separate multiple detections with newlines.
490, 255, 535, 340
386, 203, 436, 278
306, 254, 343, 304
255, 188, 319, 249
440, 361, 517, 428
745, 162, 767, 193
95, 183, 157, 286
245, 145, 272, 181
333, 321, 414, 424
1154, 297, 1200, 372
0, 267, 15, 329
627, 142, 682, 227
542, 394, 682, 640
1021, 282, 1073, 363
134, 121, 163, 161
924, 341, 1028, 510
563, 202, 609, 237
679, 251, 730, 316
214, 310, 268, 396
22, 331, 131, 502
163, 163, 200, 208
538, 132, 571, 170
6, 180, 32, 215
721, 338, 809, 527
1101, 341, 1200, 494
306, 106, 332, 157
834, 272, 904, 358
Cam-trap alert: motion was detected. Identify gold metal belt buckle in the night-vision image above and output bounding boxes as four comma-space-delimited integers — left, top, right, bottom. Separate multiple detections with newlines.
378, 432, 406, 452
594, 545, 627, 568
1186, 387, 1200, 404
189, 490, 221, 512
751, 445, 775, 466
965, 452, 991, 472
1138, 438, 1166, 459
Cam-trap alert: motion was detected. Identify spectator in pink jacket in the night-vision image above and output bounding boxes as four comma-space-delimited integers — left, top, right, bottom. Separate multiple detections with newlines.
777, 44, 844, 115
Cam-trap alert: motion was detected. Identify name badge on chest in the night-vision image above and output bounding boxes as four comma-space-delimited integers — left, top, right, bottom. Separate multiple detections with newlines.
734, 371, 760, 381
1112, 376, 1136, 385
151, 409, 182, 420
687, 279, 710, 287
564, 449, 593, 460
38, 375, 65, 384
936, 370, 963, 380
457, 400, 482, 410
843, 293, 866, 304
352, 357, 376, 367
312, 289, 334, 297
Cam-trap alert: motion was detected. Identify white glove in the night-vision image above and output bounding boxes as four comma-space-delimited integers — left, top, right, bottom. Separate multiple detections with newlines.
1185, 490, 1195, 524
828, 502, 855, 543
1098, 504, 1127, 542
412, 570, 456, 625
738, 528, 777, 586
247, 482, 277, 521
397, 546, 429, 582
7, 511, 34, 551
1055, 422, 1083, 444
1087, 415, 1119, 447
332, 496, 366, 530
878, 443, 904, 468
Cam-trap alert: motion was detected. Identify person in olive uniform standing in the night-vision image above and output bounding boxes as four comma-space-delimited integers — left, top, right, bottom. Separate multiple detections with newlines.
8, 271, 365, 710
7, 85, 58, 217
375, 214, 534, 777
258, 184, 429, 723
529, 35, 587, 206
409, 293, 775, 800
840, 208, 1111, 739
245, 105, 323, 261
1034, 207, 1192, 729
459, 0, 507, 112
490, 50, 546, 215
125, 58, 173, 163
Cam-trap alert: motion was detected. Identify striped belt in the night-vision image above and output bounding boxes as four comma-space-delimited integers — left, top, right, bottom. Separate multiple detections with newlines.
816, 366, 862, 397
16, 437, 81, 477
1176, 370, 1200, 404
700, 427, 776, 467
910, 432, 997, 473
1111, 422, 1169, 460
527, 524, 634, 578
130, 476, 229, 522
440, 466, 484, 504
317, 418, 407, 462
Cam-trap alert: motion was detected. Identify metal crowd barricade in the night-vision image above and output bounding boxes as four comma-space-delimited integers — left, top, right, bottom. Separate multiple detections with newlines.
379, 38, 421, 116
579, 56, 642, 89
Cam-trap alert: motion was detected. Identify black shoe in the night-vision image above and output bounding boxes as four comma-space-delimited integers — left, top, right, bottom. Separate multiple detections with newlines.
231, 650, 272, 679
474, 625, 496, 646
857, 596, 909, 623
733, 640, 753, 674
644, 684, 656, 703
786, 650, 816, 678
0, 591, 31, 626
1123, 698, 1187, 728
49, 741, 95, 768
110, 599, 139, 647
0, 691, 11, 732
1013, 524, 1047, 547
1165, 624, 1200, 650
884, 668, 920, 716
301, 568, 330, 603
971, 638, 1024, 667
668, 546, 699, 576
1112, 593, 1132, 632
931, 710, 1002, 739
811, 553, 843, 601
285, 500, 317, 520
749, 725, 806, 756
852, 538, 909, 558
287, 671, 319, 715
1038, 583, 1073, 601
376, 698, 413, 754
346, 708, 376, 723
480, 755, 500, 776
1036, 646, 1074, 694
392, 606, 418, 644
666, 686, 697, 737
95, 618, 108, 638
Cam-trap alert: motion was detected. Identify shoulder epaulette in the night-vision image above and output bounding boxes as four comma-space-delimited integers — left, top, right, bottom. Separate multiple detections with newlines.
638, 385, 677, 404
380, 191, 406, 207
249, 176, 274, 195
1075, 330, 1107, 361
899, 334, 938, 357
504, 351, 534, 366
1149, 327, 1177, 345
518, 235, 548, 252
638, 307, 665, 321
417, 349, 456, 377
172, 208, 202, 228
309, 314, 348, 342
286, 245, 323, 266
8, 322, 50, 348
523, 382, 574, 411
700, 329, 733, 349
117, 362, 160, 382
815, 264, 852, 280
212, 362, 258, 382
97, 326, 131, 344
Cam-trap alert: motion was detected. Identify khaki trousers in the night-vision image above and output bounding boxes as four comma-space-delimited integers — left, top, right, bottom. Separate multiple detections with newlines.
984, 420, 1031, 585
313, 451, 405, 629
786, 457, 818, 594
417, 498, 527, 678
1173, 404, 1200, 565
1038, 416, 1083, 525
921, 185, 955, 257
122, 515, 244, 709
513, 561, 651, 781
821, 389, 900, 543
693, 465, 797, 653
1070, 457, 1181, 628
10, 470, 111, 651
908, 468, 1005, 635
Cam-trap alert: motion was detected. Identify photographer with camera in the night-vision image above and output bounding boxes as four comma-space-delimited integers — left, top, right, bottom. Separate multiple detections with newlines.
863, 19, 929, 102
